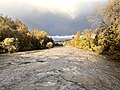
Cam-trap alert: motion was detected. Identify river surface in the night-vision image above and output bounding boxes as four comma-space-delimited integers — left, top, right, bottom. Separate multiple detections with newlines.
0, 46, 120, 90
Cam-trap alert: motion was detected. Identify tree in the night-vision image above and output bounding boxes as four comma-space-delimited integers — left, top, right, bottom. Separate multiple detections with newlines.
0, 15, 54, 53
93, 0, 120, 58
15, 19, 29, 33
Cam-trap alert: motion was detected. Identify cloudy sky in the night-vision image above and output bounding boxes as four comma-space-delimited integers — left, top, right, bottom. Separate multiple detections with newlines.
0, 0, 106, 35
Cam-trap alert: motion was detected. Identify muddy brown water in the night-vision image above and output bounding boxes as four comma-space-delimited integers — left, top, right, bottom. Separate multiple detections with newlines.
0, 46, 120, 90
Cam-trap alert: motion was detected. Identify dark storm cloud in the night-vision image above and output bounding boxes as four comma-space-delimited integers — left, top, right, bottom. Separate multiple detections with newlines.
0, 0, 106, 35
19, 10, 95, 35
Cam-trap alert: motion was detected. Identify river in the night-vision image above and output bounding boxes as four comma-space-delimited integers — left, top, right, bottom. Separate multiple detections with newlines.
0, 46, 120, 90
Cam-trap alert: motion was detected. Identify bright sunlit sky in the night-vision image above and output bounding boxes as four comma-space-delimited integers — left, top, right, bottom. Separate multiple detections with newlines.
0, 0, 106, 35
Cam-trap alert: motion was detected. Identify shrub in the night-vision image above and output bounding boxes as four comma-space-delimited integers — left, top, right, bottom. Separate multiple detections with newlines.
65, 30, 97, 51
15, 19, 29, 33
1, 38, 20, 53
93, 0, 120, 58
46, 42, 54, 48
31, 29, 54, 49
0, 35, 3, 42
32, 28, 47, 40
0, 15, 54, 53
65, 0, 120, 59
40, 37, 54, 49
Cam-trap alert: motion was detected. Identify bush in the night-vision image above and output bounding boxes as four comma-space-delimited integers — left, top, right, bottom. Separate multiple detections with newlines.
0, 15, 55, 53
31, 29, 54, 49
15, 19, 29, 33
46, 42, 54, 48
31, 29, 47, 40
93, 0, 120, 59
0, 35, 4, 42
65, 0, 120, 59
1, 38, 20, 53
40, 37, 54, 49
65, 30, 97, 51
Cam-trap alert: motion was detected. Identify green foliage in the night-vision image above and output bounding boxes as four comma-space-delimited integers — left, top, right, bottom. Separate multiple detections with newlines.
32, 28, 47, 40
0, 15, 54, 53
31, 28, 54, 49
65, 0, 120, 59
15, 19, 29, 33
65, 30, 98, 51
40, 37, 54, 49
0, 35, 3, 42
46, 42, 54, 49
0, 15, 17, 30
93, 0, 120, 59
0, 38, 20, 53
